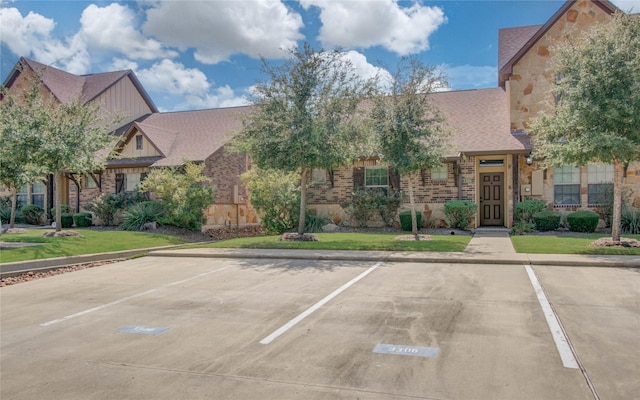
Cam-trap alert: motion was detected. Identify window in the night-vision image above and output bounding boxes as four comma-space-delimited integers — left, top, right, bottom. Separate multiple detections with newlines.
116, 173, 141, 193
311, 169, 326, 184
85, 174, 97, 189
31, 181, 45, 209
125, 173, 141, 192
16, 184, 28, 208
135, 135, 143, 150
431, 164, 448, 182
587, 163, 613, 205
365, 167, 388, 189
554, 165, 580, 205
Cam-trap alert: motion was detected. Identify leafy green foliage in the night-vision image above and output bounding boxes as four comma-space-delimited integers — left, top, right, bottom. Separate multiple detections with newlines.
235, 43, 373, 234
516, 200, 547, 223
121, 201, 165, 231
241, 168, 300, 234
512, 221, 536, 235
444, 200, 477, 230
621, 207, 640, 234
567, 211, 599, 233
139, 161, 214, 230
304, 212, 329, 233
399, 211, 423, 231
342, 188, 402, 228
370, 57, 449, 235
72, 213, 93, 228
532, 210, 561, 231
530, 13, 640, 241
51, 204, 72, 218
60, 213, 74, 228
20, 204, 44, 225
85, 194, 121, 226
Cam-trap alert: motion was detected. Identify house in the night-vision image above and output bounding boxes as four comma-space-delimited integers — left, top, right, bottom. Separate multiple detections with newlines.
2, 0, 638, 230
1, 57, 157, 216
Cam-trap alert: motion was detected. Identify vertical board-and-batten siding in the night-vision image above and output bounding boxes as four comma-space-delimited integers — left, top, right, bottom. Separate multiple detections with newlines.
94, 76, 153, 126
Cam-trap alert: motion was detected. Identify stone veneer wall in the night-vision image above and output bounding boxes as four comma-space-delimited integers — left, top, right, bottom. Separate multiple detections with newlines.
507, 1, 611, 132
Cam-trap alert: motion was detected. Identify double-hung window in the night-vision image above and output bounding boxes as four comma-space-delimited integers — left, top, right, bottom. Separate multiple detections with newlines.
554, 165, 580, 206
365, 167, 388, 195
587, 163, 613, 206
431, 164, 448, 182
31, 181, 45, 209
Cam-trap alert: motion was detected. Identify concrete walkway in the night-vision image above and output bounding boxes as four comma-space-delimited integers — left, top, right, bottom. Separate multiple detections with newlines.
464, 228, 516, 255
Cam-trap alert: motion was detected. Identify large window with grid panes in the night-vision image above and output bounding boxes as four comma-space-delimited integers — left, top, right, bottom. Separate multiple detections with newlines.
365, 167, 389, 195
553, 165, 580, 206
587, 163, 613, 206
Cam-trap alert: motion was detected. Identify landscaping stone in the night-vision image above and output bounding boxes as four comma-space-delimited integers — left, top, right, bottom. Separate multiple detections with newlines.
279, 233, 319, 242
322, 223, 339, 232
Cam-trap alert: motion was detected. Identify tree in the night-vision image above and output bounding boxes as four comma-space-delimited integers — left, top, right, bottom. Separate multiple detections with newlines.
370, 57, 449, 238
236, 44, 373, 236
530, 13, 640, 242
0, 81, 48, 228
1, 77, 117, 231
139, 161, 214, 230
241, 168, 300, 234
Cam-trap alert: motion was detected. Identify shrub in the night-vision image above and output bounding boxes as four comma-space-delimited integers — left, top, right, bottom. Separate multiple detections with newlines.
621, 207, 640, 234
73, 212, 93, 228
140, 161, 214, 231
567, 210, 599, 233
515, 200, 546, 223
512, 220, 535, 235
304, 212, 329, 232
343, 188, 402, 228
51, 204, 72, 218
20, 204, 44, 225
0, 207, 24, 224
60, 213, 74, 228
444, 200, 477, 230
121, 201, 165, 231
399, 211, 423, 231
532, 210, 561, 231
84, 194, 121, 226
240, 168, 299, 234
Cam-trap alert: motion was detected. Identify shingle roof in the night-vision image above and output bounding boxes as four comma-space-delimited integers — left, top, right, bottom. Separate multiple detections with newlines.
128, 106, 250, 167
498, 25, 541, 76
429, 87, 530, 156
4, 58, 158, 112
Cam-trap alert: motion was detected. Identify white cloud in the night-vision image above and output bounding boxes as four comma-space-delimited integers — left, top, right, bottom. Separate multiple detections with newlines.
115, 58, 248, 111
442, 64, 497, 90
300, 0, 446, 55
78, 4, 176, 60
142, 0, 304, 64
0, 5, 88, 72
340, 50, 391, 82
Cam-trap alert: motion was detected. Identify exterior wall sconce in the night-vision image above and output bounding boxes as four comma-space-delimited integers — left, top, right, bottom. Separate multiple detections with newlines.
525, 154, 533, 165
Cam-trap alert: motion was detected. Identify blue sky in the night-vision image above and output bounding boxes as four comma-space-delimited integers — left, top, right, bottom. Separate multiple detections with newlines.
1, 0, 638, 112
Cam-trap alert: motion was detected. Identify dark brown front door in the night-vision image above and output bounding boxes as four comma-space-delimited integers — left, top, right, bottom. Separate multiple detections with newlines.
480, 173, 504, 226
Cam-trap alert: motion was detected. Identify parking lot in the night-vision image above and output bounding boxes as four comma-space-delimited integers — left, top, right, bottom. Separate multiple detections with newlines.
1, 256, 638, 399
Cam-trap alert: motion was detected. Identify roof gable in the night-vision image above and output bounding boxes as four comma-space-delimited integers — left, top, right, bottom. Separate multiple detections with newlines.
3, 57, 157, 112
498, 0, 619, 86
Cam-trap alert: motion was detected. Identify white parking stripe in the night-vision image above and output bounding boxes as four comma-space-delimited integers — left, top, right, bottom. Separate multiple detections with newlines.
40, 265, 234, 327
525, 265, 579, 369
260, 261, 383, 345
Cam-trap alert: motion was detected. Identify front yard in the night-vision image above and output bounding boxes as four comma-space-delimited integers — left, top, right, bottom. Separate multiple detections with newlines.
511, 234, 640, 255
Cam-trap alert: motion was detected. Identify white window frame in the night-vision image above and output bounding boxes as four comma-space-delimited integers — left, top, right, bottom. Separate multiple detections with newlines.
311, 169, 326, 184
125, 173, 141, 192
554, 165, 580, 206
587, 163, 613, 206
365, 167, 388, 190
431, 164, 448, 182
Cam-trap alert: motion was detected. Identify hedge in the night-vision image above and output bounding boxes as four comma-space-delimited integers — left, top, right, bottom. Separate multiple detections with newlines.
444, 200, 477, 230
567, 210, 599, 233
532, 210, 561, 231
73, 212, 93, 228
60, 213, 74, 228
516, 200, 546, 223
399, 211, 422, 231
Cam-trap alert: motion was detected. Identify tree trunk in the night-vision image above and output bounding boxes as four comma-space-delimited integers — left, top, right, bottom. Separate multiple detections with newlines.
297, 168, 308, 236
408, 174, 419, 240
10, 189, 17, 229
611, 159, 623, 242
55, 172, 63, 232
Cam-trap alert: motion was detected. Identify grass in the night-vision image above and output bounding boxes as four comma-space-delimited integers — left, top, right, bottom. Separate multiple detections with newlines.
192, 232, 471, 252
511, 234, 640, 255
0, 229, 186, 263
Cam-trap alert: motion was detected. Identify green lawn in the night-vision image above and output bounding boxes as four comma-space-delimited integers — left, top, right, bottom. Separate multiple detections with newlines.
0, 229, 186, 263
194, 232, 471, 252
511, 234, 640, 255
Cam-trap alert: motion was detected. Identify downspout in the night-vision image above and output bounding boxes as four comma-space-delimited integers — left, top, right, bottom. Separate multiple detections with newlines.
456, 153, 463, 200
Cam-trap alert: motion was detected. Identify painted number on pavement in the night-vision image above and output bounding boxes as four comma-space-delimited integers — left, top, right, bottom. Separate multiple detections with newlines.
373, 344, 439, 358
